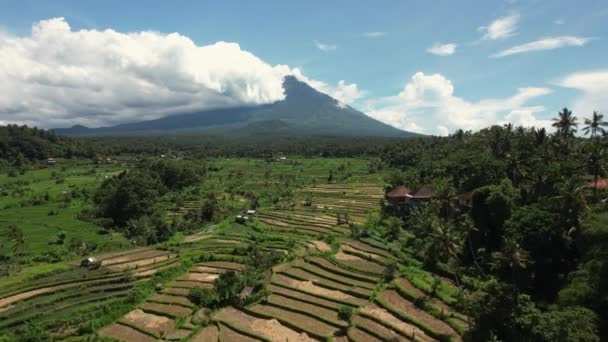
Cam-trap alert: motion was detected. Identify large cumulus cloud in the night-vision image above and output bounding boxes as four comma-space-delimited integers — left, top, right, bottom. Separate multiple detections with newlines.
364, 72, 552, 135
0, 18, 293, 128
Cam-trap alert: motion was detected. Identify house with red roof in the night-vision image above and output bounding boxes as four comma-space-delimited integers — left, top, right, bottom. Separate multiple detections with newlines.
385, 185, 433, 214
587, 179, 608, 190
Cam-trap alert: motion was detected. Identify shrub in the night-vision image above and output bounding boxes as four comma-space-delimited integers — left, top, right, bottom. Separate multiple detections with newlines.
188, 287, 219, 307
338, 305, 354, 322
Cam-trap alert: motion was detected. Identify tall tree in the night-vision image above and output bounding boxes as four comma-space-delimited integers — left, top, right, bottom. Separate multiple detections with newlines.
552, 107, 578, 138
582, 111, 607, 140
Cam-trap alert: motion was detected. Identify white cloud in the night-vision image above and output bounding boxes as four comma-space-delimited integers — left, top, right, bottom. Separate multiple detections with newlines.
492, 36, 591, 57
0, 18, 295, 128
557, 70, 608, 119
363, 32, 386, 38
313, 40, 337, 52
427, 43, 457, 56
554, 19, 565, 25
501, 107, 553, 131
364, 72, 552, 135
0, 18, 363, 128
478, 14, 519, 40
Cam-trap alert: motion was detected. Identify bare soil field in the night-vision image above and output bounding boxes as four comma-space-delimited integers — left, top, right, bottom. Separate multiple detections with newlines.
98, 323, 156, 342
215, 307, 316, 342
178, 272, 219, 282
191, 324, 219, 342
310, 240, 332, 252
121, 309, 175, 336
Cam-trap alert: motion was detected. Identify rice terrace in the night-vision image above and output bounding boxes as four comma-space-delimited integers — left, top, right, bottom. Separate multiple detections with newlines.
1, 1, 607, 341
0, 155, 470, 341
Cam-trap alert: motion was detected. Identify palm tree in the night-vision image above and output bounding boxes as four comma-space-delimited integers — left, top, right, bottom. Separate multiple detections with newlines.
582, 111, 607, 139
490, 238, 530, 286
552, 107, 578, 138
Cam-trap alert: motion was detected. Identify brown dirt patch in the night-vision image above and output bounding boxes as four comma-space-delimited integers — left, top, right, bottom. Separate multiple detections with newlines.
98, 323, 156, 342
191, 324, 218, 342
215, 307, 315, 342
360, 303, 433, 342
121, 309, 175, 336
310, 240, 331, 252
179, 272, 219, 282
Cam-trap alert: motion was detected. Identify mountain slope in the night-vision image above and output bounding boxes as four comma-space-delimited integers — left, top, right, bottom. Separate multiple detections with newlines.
55, 76, 415, 137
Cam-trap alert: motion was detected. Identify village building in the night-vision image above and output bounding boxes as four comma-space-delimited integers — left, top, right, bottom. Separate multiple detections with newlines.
239, 286, 254, 302
385, 185, 433, 215
46, 157, 57, 166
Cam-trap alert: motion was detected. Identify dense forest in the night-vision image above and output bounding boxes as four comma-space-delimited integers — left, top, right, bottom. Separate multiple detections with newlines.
380, 109, 608, 341
1, 108, 607, 341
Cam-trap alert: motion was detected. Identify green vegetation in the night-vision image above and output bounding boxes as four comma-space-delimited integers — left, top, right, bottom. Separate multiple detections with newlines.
1, 109, 607, 341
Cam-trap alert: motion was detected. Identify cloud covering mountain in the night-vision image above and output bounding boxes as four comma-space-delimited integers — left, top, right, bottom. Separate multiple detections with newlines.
0, 17, 362, 129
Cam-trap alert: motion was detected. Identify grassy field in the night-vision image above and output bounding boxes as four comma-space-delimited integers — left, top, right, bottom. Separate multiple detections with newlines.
0, 157, 471, 341
0, 161, 130, 263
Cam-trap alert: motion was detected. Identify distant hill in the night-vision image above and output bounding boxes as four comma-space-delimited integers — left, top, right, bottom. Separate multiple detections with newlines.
54, 76, 417, 137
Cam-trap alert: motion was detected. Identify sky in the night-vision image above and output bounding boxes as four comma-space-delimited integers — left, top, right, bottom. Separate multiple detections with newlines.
0, 0, 607, 135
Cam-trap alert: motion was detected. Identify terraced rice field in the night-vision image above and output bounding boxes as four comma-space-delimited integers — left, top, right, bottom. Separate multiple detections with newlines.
100, 261, 244, 341
2, 159, 470, 341
0, 248, 177, 333
214, 307, 315, 341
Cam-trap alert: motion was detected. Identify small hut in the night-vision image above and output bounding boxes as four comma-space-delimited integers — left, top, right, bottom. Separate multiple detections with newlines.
239, 286, 254, 302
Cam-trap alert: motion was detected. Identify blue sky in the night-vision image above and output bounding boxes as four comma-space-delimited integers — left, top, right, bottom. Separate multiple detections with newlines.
0, 0, 607, 134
